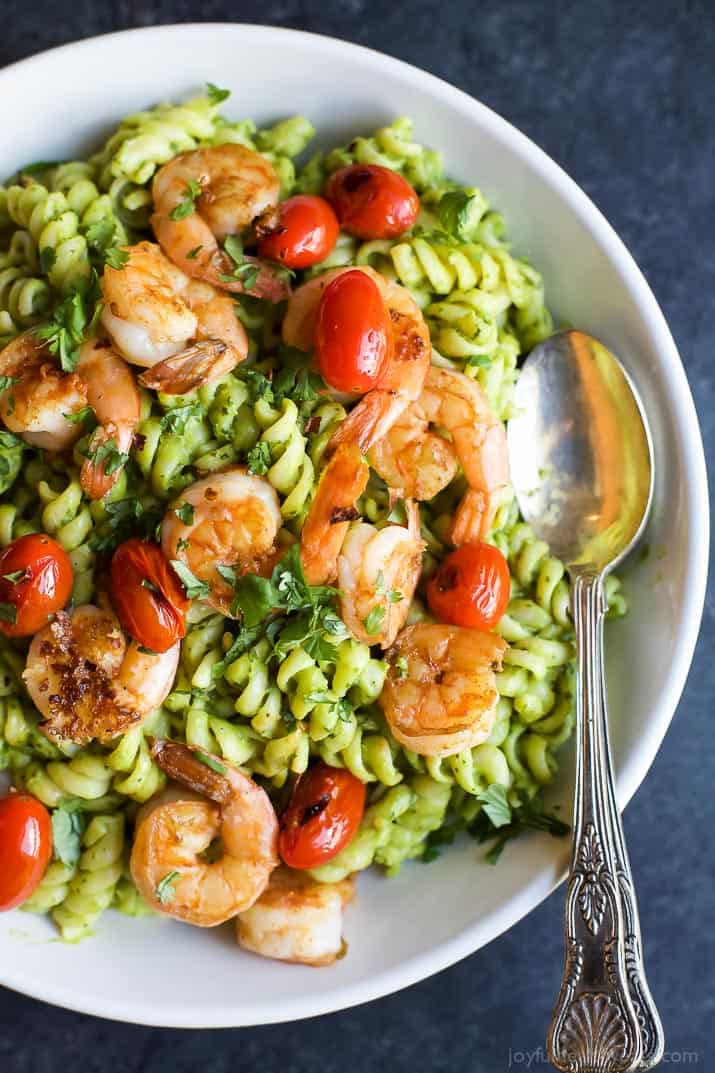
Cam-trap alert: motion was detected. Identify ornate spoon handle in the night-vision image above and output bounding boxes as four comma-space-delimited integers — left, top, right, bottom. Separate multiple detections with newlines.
547, 574, 643, 1073
598, 591, 665, 1069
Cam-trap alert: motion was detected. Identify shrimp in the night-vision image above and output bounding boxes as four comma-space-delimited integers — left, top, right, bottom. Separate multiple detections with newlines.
371, 366, 510, 543
300, 443, 369, 586
0, 332, 87, 451
130, 739, 278, 926
76, 338, 141, 500
161, 468, 282, 614
0, 332, 139, 498
380, 623, 507, 757
337, 500, 424, 648
283, 266, 431, 454
22, 606, 179, 744
237, 867, 354, 966
150, 145, 290, 302
100, 242, 248, 394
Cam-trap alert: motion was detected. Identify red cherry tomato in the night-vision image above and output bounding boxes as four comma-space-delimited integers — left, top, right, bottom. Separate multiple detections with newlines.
279, 763, 366, 870
0, 534, 73, 638
427, 542, 511, 629
324, 164, 420, 239
0, 793, 52, 911
315, 269, 392, 393
257, 195, 339, 269
110, 538, 190, 653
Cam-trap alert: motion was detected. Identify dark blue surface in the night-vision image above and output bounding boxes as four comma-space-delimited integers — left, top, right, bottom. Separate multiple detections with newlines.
1, 3, 713, 1069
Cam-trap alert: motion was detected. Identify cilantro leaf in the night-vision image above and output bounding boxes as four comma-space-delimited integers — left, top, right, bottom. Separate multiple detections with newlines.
160, 403, 203, 435
224, 234, 244, 267
85, 217, 115, 254
242, 369, 274, 404
155, 870, 180, 904
104, 247, 130, 270
0, 375, 17, 394
186, 245, 203, 260
231, 573, 277, 628
363, 605, 385, 636
210, 624, 262, 678
216, 564, 238, 587
2, 569, 27, 584
51, 804, 84, 867
170, 560, 210, 600
63, 405, 96, 427
206, 82, 231, 105
478, 783, 511, 828
0, 603, 18, 624
169, 178, 202, 221
247, 440, 272, 476
86, 436, 128, 476
173, 502, 195, 525
36, 290, 97, 373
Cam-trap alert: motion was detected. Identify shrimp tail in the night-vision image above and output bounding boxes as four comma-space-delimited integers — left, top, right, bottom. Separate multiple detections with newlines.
150, 738, 232, 804
138, 339, 233, 395
327, 391, 403, 457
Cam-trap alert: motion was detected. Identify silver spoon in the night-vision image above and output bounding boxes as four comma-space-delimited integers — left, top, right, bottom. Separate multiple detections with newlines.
507, 330, 664, 1072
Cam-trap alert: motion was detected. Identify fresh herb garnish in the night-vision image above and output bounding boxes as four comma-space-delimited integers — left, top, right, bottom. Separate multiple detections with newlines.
193, 749, 227, 776
86, 436, 128, 476
362, 605, 385, 636
478, 783, 512, 829
63, 405, 96, 427
104, 246, 130, 270
169, 178, 202, 221
160, 403, 203, 435
36, 288, 98, 373
246, 440, 272, 475
242, 370, 274, 404
437, 189, 487, 241
220, 234, 260, 289
1, 569, 27, 585
155, 871, 180, 904
186, 245, 203, 260
170, 560, 210, 600
206, 82, 231, 105
173, 502, 195, 525
0, 375, 18, 394
0, 603, 18, 624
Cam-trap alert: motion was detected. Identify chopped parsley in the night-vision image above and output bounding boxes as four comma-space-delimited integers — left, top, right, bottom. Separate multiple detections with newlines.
1, 569, 28, 584
246, 440, 272, 475
362, 605, 385, 636
186, 244, 203, 260
104, 246, 130, 270
63, 405, 96, 427
375, 570, 403, 604
155, 871, 180, 905
206, 82, 231, 105
36, 288, 100, 373
0, 375, 17, 394
193, 749, 227, 776
170, 560, 210, 600
160, 403, 203, 435
86, 436, 129, 476
169, 178, 202, 221
173, 502, 195, 525
220, 234, 260, 289
242, 369, 274, 404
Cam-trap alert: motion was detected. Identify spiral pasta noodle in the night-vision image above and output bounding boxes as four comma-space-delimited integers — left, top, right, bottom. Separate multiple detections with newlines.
52, 813, 124, 941
4, 181, 91, 294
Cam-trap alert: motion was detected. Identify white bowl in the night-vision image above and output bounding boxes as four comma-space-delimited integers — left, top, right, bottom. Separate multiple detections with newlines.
0, 23, 708, 1027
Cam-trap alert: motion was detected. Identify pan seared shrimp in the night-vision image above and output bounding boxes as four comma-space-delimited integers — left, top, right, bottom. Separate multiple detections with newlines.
151, 145, 290, 302
237, 867, 354, 966
282, 266, 431, 453
22, 606, 179, 744
337, 500, 424, 648
100, 242, 248, 394
371, 366, 510, 543
76, 338, 141, 500
130, 739, 278, 926
161, 468, 282, 614
300, 443, 369, 586
0, 332, 139, 498
380, 623, 507, 757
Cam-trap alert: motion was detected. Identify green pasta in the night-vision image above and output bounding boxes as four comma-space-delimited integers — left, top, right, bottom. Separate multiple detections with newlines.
0, 93, 634, 944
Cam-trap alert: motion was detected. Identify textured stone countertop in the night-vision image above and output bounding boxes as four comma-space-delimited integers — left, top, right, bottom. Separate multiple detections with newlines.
0, 3, 713, 1070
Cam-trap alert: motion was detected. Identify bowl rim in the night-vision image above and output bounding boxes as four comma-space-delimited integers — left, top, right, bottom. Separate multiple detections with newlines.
0, 21, 709, 1027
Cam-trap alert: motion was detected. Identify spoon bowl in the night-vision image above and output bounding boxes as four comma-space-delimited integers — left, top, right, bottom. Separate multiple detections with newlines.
507, 329, 653, 573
